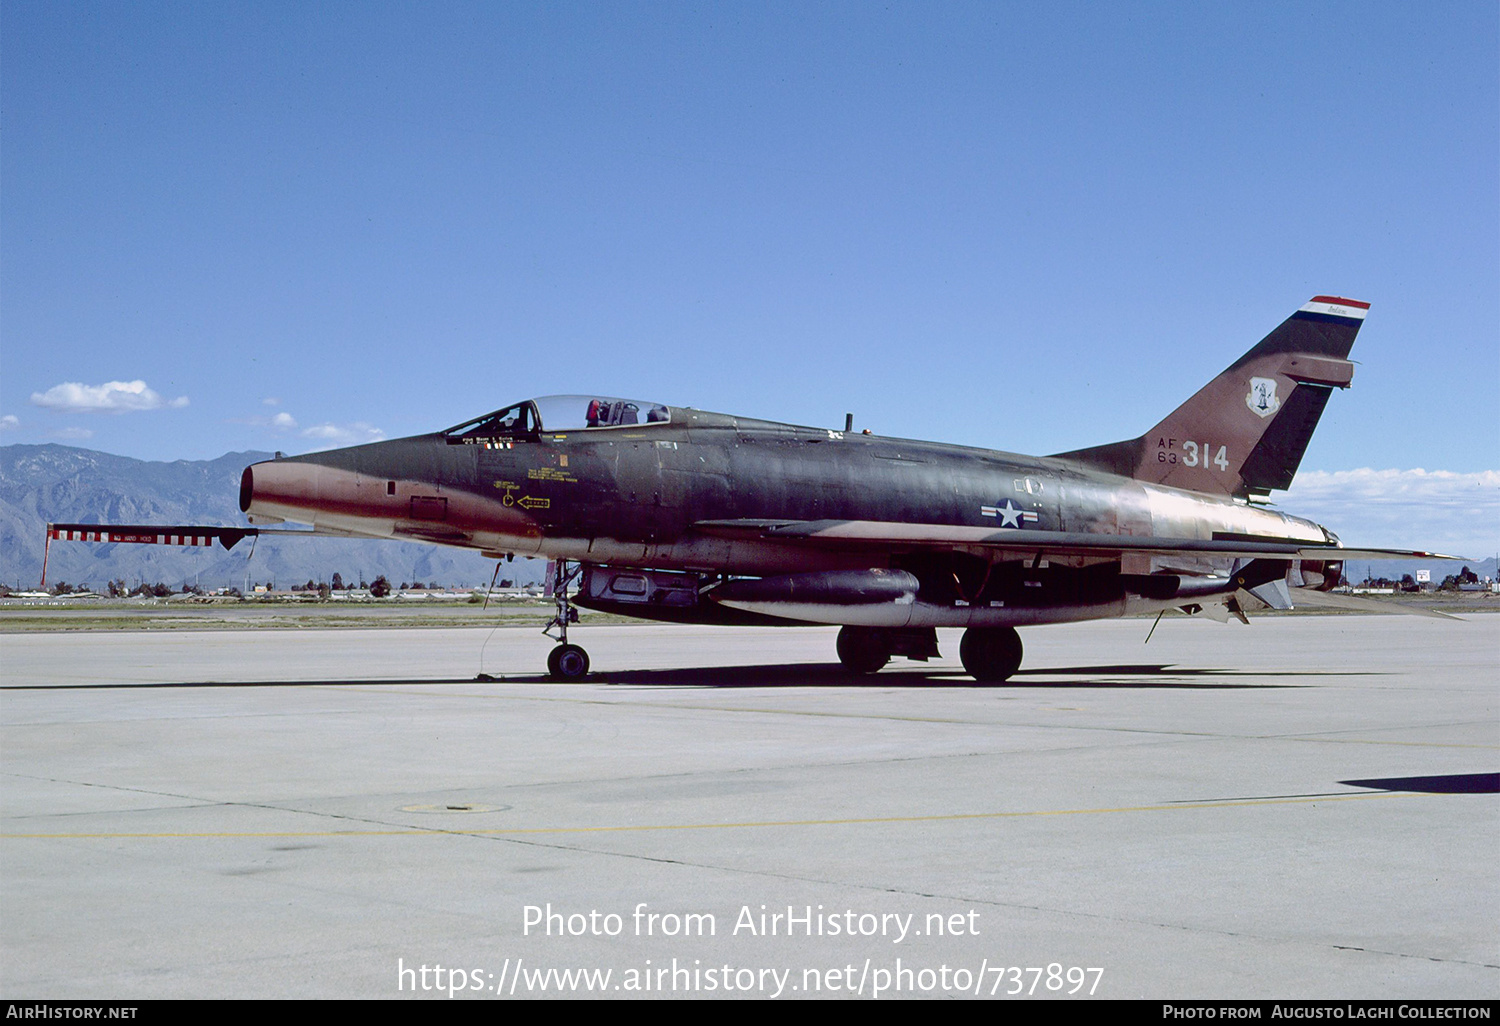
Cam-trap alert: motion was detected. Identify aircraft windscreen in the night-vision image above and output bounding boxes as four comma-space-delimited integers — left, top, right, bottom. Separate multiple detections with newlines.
443, 402, 536, 443
532, 395, 670, 431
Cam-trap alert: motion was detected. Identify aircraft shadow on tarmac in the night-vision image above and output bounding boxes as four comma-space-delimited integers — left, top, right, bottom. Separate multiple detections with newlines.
1183, 772, 1500, 803
480, 662, 1381, 689
0, 679, 488, 691
4, 662, 1386, 691
1340, 772, 1499, 794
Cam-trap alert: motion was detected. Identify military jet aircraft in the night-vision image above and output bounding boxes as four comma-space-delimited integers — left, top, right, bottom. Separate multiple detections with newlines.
45, 295, 1455, 680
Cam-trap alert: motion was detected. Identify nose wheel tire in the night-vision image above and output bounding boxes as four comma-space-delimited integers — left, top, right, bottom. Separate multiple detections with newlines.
836, 626, 891, 674
548, 644, 590, 680
959, 627, 1023, 682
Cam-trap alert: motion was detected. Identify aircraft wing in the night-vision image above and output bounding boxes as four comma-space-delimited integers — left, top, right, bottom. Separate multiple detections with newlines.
690, 519, 1460, 562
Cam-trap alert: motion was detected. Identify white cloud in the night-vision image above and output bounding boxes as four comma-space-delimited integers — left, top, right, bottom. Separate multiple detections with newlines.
52, 426, 95, 440
300, 422, 386, 448
1280, 469, 1500, 557
262, 397, 281, 406
271, 412, 298, 429
0, 414, 17, 430
30, 380, 189, 413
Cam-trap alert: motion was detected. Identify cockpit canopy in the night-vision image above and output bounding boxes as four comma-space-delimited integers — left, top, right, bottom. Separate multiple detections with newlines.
444, 395, 671, 443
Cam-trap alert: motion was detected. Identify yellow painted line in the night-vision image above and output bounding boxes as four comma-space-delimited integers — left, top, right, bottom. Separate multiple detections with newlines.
323, 685, 980, 725
1284, 737, 1497, 749
0, 790, 1412, 840
325, 688, 1500, 742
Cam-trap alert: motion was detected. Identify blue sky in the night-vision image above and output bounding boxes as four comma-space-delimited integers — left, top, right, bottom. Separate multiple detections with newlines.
3, 2, 1496, 554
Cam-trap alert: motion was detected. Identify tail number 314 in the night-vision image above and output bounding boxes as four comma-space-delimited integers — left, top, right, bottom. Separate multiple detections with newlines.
1159, 441, 1229, 470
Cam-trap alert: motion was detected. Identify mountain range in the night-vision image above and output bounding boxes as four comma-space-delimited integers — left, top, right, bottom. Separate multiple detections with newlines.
0, 445, 531, 590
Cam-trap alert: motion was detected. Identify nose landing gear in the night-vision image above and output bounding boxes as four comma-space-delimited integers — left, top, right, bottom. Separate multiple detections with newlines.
546, 642, 589, 679
543, 560, 590, 680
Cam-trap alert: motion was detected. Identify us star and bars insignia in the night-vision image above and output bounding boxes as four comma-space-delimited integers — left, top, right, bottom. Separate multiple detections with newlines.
980, 499, 1038, 528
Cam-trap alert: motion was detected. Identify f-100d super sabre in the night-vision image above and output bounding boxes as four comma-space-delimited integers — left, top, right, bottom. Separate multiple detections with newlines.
46, 296, 1456, 680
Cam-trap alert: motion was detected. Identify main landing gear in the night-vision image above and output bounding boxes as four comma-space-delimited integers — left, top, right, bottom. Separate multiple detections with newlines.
959, 626, 1023, 682
544, 560, 590, 680
836, 626, 892, 674
835, 625, 1024, 682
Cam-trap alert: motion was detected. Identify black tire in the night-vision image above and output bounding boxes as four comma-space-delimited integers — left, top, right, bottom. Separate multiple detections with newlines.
837, 626, 891, 674
959, 627, 1023, 682
548, 644, 590, 680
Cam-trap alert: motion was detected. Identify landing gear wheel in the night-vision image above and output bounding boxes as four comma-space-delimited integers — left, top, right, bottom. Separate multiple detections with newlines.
837, 626, 891, 674
960, 626, 1023, 682
548, 644, 590, 680
542, 560, 589, 679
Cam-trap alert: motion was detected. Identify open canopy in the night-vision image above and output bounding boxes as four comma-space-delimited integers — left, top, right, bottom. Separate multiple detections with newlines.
444, 395, 671, 442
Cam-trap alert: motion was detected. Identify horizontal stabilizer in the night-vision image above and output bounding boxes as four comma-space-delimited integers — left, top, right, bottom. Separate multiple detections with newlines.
1288, 588, 1463, 620
1246, 578, 1293, 610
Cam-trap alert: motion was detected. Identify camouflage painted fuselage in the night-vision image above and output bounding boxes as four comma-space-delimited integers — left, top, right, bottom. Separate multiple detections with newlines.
52, 296, 1437, 666
241, 406, 1330, 626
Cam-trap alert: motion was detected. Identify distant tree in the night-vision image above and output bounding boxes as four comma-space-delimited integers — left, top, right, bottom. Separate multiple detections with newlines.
331, 572, 345, 591
317, 583, 331, 599
50, 581, 73, 596
369, 576, 392, 598
1440, 567, 1479, 592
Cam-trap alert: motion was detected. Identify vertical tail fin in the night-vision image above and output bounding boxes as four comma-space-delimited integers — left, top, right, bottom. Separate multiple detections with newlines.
1052, 296, 1366, 497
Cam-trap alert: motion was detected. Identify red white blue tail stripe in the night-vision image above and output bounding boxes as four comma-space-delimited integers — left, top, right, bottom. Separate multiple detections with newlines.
1297, 296, 1369, 323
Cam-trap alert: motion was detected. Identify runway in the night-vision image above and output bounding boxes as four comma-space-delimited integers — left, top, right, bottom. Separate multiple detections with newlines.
2, 614, 1496, 999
